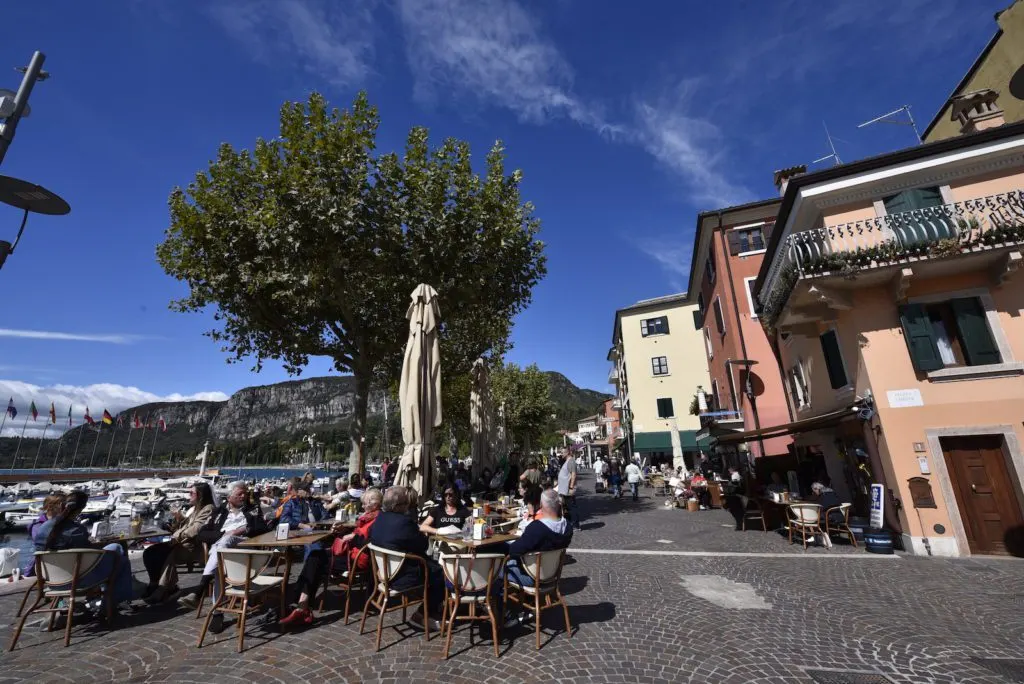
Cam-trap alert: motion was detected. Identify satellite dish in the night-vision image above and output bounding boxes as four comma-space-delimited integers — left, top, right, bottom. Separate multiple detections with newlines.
0, 89, 29, 119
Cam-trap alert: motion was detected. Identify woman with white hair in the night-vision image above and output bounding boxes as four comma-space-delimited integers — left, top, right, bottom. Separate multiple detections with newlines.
280, 487, 384, 628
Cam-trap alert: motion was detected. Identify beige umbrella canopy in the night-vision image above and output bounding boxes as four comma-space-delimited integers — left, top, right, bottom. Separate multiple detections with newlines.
394, 284, 443, 498
469, 357, 492, 478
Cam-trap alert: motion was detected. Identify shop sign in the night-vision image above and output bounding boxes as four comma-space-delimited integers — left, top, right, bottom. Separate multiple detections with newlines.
869, 483, 885, 529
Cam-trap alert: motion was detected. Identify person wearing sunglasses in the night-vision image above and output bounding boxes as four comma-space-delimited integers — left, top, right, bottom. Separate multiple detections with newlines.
419, 482, 471, 535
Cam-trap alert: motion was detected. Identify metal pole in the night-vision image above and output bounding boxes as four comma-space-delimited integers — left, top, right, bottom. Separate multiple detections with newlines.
88, 425, 101, 468
0, 51, 45, 165
70, 423, 83, 469
32, 422, 49, 470
104, 424, 117, 469
149, 425, 159, 467
12, 414, 29, 471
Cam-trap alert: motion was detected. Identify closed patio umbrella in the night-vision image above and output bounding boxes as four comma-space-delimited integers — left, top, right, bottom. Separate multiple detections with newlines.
394, 284, 443, 498
469, 357, 492, 479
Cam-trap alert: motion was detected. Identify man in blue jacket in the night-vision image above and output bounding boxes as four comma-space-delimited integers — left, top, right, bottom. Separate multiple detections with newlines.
505, 488, 573, 588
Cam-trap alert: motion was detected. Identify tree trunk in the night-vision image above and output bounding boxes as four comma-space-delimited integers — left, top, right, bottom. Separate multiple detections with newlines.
348, 369, 371, 479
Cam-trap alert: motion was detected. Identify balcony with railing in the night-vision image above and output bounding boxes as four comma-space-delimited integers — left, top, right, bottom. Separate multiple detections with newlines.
607, 366, 619, 384
760, 190, 1024, 330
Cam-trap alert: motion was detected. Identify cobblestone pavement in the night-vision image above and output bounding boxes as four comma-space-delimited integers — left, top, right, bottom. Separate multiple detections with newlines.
1, 473, 1023, 683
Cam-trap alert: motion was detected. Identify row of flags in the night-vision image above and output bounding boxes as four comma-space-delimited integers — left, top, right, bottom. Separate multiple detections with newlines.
4, 398, 167, 432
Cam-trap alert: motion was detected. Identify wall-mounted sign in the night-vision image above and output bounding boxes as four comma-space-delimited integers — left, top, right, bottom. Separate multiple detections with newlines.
907, 477, 937, 509
917, 456, 930, 474
887, 389, 923, 408
869, 483, 885, 529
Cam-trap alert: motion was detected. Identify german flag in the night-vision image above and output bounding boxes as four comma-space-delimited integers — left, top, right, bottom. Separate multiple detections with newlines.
102, 409, 114, 425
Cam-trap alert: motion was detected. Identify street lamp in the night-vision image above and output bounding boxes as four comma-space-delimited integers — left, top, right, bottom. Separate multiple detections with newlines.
0, 175, 70, 270
0, 51, 69, 270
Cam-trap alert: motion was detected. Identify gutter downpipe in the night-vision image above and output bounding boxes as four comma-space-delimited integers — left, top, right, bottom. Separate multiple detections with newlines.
716, 212, 767, 466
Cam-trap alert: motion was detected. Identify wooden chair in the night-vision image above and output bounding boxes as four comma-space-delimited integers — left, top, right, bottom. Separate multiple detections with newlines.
318, 545, 371, 624
825, 503, 857, 548
491, 519, 519, 535
649, 475, 667, 496
708, 483, 724, 509
9, 549, 117, 651
438, 552, 505, 658
738, 496, 767, 532
197, 549, 284, 653
787, 503, 824, 549
359, 544, 431, 652
503, 548, 572, 650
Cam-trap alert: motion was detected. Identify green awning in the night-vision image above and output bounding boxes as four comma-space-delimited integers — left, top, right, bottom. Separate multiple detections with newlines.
632, 430, 699, 453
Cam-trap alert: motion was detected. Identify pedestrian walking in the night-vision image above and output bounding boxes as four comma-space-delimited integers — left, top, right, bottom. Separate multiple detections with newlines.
625, 458, 643, 502
556, 448, 581, 531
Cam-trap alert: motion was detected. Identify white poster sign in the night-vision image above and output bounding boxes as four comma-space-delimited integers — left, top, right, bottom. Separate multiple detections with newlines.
887, 389, 923, 408
869, 484, 885, 529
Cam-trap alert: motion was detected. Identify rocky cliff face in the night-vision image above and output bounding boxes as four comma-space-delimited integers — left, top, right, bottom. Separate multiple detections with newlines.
207, 376, 385, 441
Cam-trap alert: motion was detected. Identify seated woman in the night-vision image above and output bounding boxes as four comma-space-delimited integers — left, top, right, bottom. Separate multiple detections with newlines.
419, 483, 471, 535
35, 490, 135, 611
280, 483, 327, 530
141, 482, 216, 604
280, 488, 383, 628
24, 493, 65, 577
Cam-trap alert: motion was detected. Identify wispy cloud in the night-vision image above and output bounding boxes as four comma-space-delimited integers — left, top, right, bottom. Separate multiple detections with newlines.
0, 329, 146, 344
208, 0, 377, 87
633, 237, 694, 294
395, 0, 620, 135
0, 380, 229, 439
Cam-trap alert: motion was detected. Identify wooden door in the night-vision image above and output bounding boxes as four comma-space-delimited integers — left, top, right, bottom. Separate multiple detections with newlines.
941, 435, 1024, 555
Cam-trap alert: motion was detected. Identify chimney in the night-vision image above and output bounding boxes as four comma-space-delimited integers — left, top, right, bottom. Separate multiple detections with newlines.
949, 88, 1005, 135
772, 164, 807, 196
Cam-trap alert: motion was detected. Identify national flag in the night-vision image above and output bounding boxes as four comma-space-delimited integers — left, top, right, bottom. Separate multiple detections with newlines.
115, 413, 123, 428
67, 405, 73, 427
49, 402, 56, 424
29, 401, 38, 421
84, 407, 95, 425
102, 409, 114, 425
5, 398, 15, 419
158, 417, 167, 432
133, 413, 141, 429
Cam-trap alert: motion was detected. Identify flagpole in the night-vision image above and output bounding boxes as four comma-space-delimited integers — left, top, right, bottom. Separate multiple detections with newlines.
136, 417, 148, 467
0, 410, 7, 439
11, 414, 30, 472
88, 424, 101, 468
105, 422, 118, 469
32, 422, 50, 470
121, 424, 134, 470
54, 426, 66, 469
70, 423, 84, 469
149, 424, 160, 468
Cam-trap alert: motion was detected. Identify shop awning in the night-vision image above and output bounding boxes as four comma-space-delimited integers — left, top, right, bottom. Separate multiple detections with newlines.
712, 403, 861, 446
633, 430, 699, 453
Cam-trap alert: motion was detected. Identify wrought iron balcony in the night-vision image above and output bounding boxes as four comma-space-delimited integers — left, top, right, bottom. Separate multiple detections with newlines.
760, 189, 1024, 329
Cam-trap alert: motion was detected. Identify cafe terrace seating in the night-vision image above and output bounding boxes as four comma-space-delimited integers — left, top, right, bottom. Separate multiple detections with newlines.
318, 544, 371, 624
9, 549, 118, 651
360, 543, 432, 652
197, 549, 285, 653
503, 547, 572, 651
438, 552, 505, 658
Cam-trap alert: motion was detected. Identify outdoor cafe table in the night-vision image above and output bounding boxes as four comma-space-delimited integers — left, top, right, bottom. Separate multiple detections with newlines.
429, 532, 518, 553
239, 529, 340, 589
91, 528, 165, 552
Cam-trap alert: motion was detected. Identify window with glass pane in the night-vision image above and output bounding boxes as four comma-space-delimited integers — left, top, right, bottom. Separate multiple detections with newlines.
656, 398, 674, 418
899, 297, 1001, 371
641, 316, 670, 337
728, 226, 765, 255
651, 356, 669, 376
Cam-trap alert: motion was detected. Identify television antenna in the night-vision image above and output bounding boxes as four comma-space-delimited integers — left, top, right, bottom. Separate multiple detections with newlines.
857, 104, 921, 144
812, 122, 844, 167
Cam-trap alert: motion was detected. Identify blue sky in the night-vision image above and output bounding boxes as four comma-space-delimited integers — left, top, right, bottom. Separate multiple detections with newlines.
0, 0, 1004, 436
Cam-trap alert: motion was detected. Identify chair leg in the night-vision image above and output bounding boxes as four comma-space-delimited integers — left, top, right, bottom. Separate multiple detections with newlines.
197, 594, 225, 648
559, 592, 572, 638
63, 590, 76, 648
236, 598, 248, 653
490, 600, 500, 657
358, 592, 373, 635
534, 592, 541, 650
375, 597, 387, 652
443, 599, 454, 659
760, 515, 767, 532
848, 526, 858, 548
15, 581, 35, 618
8, 594, 45, 651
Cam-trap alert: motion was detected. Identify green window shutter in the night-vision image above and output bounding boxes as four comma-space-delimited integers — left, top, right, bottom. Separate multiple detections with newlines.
951, 297, 1001, 366
898, 304, 943, 372
818, 330, 849, 389
909, 187, 943, 209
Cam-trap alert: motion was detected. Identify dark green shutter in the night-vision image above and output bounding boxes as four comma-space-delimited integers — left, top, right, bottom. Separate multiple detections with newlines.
951, 298, 1001, 366
692, 310, 702, 330
818, 330, 849, 389
660, 316, 670, 334
898, 304, 944, 372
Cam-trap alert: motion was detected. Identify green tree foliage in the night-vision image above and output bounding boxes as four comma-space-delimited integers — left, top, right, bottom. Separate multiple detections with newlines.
491, 362, 555, 454
157, 92, 546, 471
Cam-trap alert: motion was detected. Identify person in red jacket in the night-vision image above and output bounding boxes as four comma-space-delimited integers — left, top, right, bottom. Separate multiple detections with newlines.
280, 487, 382, 628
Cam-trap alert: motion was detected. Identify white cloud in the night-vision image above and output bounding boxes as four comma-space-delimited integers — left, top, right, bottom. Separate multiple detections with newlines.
0, 329, 145, 344
208, 0, 377, 87
0, 380, 228, 439
395, 0, 619, 135
633, 237, 693, 293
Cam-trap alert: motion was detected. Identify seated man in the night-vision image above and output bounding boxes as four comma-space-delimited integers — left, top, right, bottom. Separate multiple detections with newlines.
280, 483, 327, 530
177, 481, 267, 632
368, 486, 443, 630
323, 477, 351, 512
504, 489, 573, 589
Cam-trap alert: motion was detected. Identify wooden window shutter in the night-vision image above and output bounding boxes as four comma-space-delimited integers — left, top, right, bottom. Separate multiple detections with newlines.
818, 330, 848, 389
898, 304, 943, 372
727, 230, 742, 256
692, 309, 702, 330
950, 297, 1001, 366
661, 316, 670, 334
